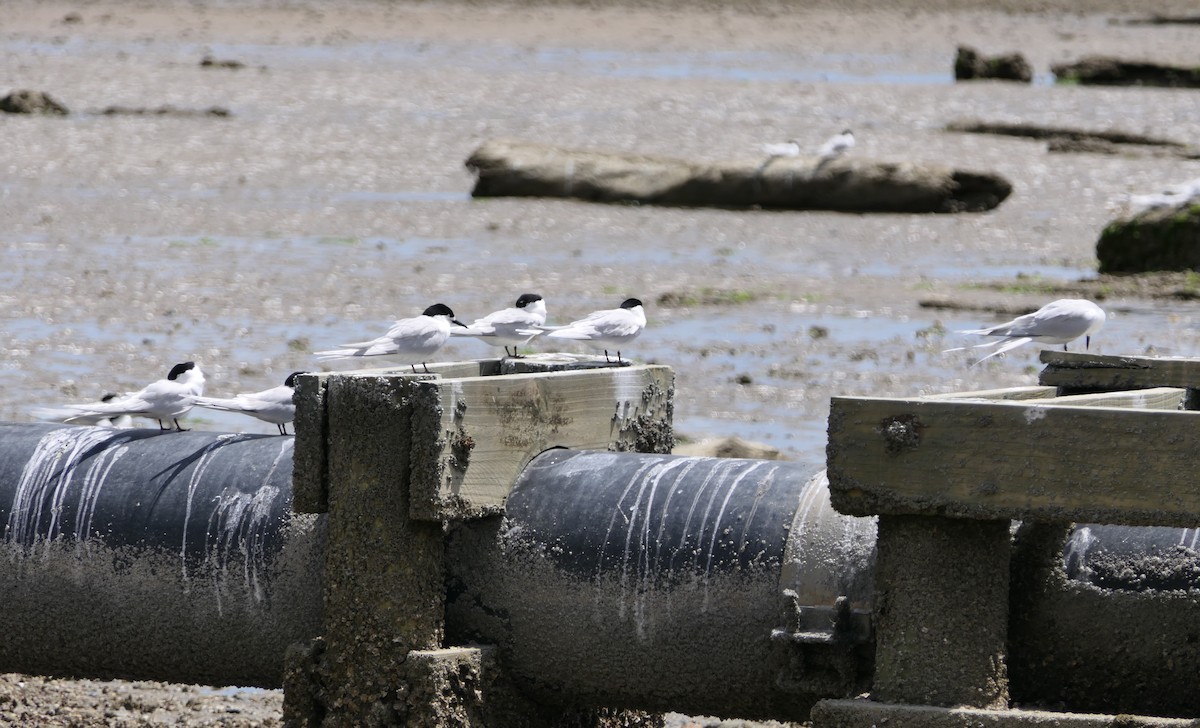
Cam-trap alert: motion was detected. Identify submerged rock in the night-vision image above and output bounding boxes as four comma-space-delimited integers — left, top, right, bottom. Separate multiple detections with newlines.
1097, 202, 1200, 273
674, 436, 785, 461
466, 139, 1012, 213
954, 45, 1032, 82
0, 89, 69, 115
1053, 56, 1200, 87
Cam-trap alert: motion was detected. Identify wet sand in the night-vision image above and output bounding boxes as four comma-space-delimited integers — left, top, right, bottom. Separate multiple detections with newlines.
3, 0, 1200, 721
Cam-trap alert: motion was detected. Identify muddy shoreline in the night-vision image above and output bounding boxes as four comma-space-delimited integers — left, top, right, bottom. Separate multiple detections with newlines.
4, 0, 1200, 722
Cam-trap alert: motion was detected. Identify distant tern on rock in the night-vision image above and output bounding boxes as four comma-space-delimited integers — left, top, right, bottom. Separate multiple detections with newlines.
190, 371, 306, 435
1117, 176, 1200, 215
760, 139, 803, 159
943, 299, 1106, 365
33, 361, 206, 431
451, 293, 547, 357
816, 129, 855, 165
314, 303, 466, 372
540, 298, 646, 363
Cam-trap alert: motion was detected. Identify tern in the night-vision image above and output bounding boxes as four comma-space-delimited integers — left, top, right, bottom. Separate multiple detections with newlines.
34, 362, 206, 431
540, 298, 646, 363
190, 371, 306, 435
760, 139, 803, 159
450, 293, 547, 357
314, 303, 467, 372
816, 129, 855, 165
944, 299, 1106, 365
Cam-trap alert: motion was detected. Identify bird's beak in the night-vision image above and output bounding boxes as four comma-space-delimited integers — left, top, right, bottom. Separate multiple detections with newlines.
452, 319, 468, 328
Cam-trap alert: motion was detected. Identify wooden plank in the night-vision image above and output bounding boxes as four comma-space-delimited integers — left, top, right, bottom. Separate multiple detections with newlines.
407, 365, 675, 521
922, 385, 1056, 401
332, 359, 503, 379
1040, 350, 1200, 391
1023, 386, 1185, 410
826, 395, 1200, 527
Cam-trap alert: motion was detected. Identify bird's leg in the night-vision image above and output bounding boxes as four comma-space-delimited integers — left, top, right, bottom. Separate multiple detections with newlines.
278, 423, 288, 436
604, 349, 612, 363
157, 419, 168, 430
617, 351, 624, 363
173, 418, 189, 432
1086, 335, 1091, 351
410, 364, 418, 374
1063, 344, 1068, 352
422, 362, 431, 374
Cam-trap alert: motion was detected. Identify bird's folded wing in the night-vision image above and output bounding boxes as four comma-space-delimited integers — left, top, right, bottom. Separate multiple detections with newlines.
546, 324, 597, 340
381, 317, 434, 340
66, 395, 153, 416
191, 395, 242, 411
451, 325, 495, 337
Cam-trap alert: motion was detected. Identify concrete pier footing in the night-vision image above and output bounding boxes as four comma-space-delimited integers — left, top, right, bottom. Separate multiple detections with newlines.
285, 358, 677, 726
871, 515, 1010, 708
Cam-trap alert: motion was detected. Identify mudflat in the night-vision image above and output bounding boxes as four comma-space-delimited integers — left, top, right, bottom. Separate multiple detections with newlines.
1, 0, 1199, 718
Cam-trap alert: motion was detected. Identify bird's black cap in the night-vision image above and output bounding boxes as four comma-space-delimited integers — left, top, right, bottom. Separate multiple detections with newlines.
423, 303, 456, 318
284, 371, 308, 388
167, 361, 196, 380
620, 298, 643, 309
515, 293, 543, 308
101, 393, 119, 402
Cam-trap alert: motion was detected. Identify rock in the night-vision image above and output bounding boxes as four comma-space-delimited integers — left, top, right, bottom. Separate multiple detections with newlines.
0, 89, 69, 115
947, 119, 1186, 148
200, 55, 245, 70
1052, 56, 1200, 87
954, 45, 1033, 82
99, 105, 231, 117
674, 436, 784, 461
466, 139, 1012, 213
1097, 202, 1200, 273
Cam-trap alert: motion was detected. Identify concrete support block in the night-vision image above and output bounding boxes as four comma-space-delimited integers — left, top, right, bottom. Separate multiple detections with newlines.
292, 372, 333, 513
403, 648, 487, 727
319, 375, 446, 724
812, 699, 1194, 727
871, 515, 1010, 709
282, 638, 326, 728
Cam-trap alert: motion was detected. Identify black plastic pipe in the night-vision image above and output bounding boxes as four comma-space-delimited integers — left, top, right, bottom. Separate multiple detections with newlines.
446, 449, 877, 721
0, 423, 323, 687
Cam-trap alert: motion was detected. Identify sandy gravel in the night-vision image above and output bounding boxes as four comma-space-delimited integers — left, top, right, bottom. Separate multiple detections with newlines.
3, 0, 1200, 722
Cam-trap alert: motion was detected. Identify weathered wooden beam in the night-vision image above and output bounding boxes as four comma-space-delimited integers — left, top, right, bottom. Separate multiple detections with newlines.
826, 395, 1200, 527
1023, 386, 1185, 410
291, 359, 667, 518
1039, 351, 1200, 391
921, 385, 1056, 401
408, 365, 675, 521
